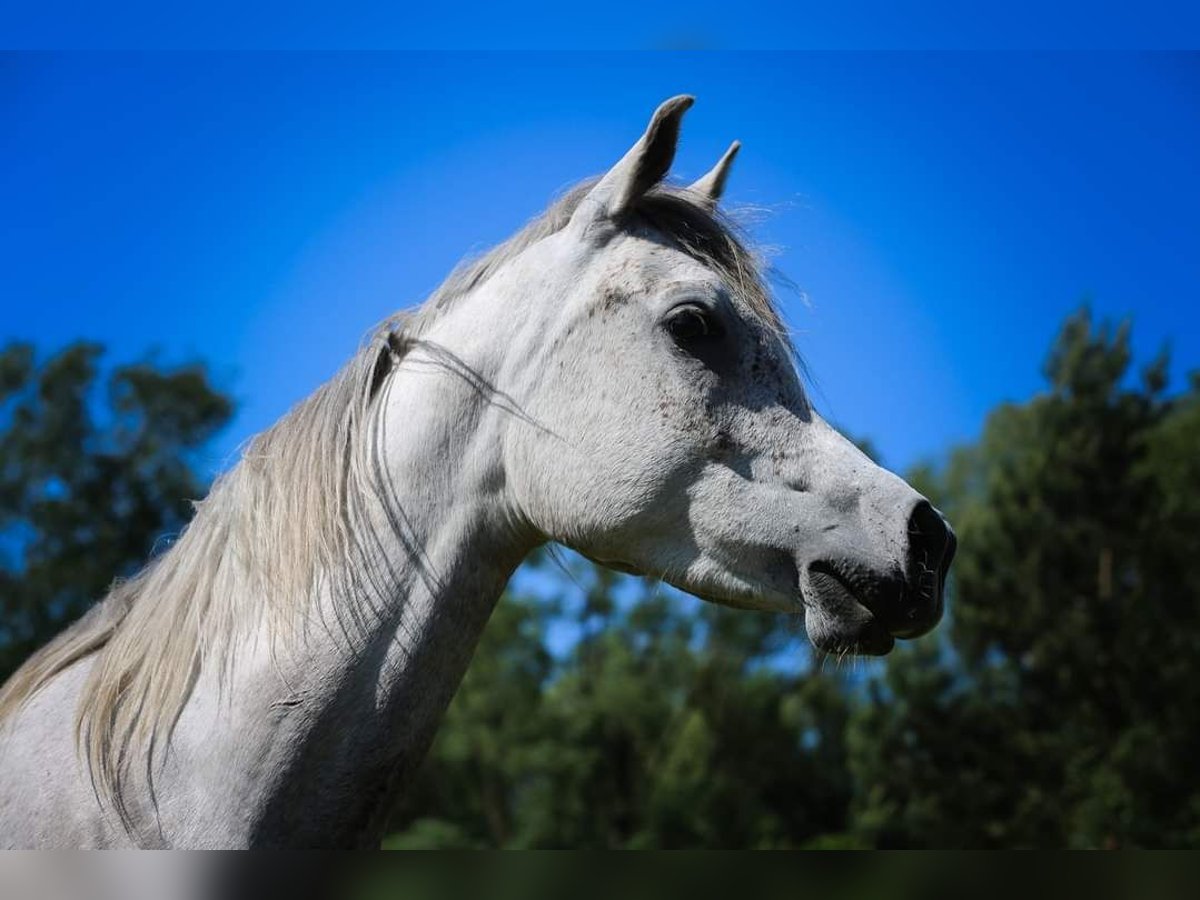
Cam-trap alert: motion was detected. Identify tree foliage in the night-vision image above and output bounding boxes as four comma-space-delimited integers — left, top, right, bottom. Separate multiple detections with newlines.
850, 310, 1200, 848
0, 341, 232, 681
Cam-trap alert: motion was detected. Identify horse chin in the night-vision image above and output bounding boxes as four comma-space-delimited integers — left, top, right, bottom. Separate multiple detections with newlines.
802, 569, 895, 657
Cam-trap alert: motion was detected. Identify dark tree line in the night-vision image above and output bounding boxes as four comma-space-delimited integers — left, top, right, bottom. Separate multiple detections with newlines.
0, 342, 231, 680
3, 307, 1197, 847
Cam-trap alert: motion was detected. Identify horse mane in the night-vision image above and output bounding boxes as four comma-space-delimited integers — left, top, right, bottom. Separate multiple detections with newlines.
0, 180, 779, 829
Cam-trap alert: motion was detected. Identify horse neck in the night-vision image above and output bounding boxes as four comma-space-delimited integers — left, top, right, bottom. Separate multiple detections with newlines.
170, 326, 535, 847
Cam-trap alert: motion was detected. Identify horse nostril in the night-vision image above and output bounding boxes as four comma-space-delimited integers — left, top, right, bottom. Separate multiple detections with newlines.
908, 501, 952, 574
897, 501, 954, 637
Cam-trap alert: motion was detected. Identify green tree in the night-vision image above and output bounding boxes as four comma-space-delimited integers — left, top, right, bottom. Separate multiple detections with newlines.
0, 341, 232, 681
850, 309, 1200, 847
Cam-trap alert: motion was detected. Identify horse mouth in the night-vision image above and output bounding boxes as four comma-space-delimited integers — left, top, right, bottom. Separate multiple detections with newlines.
802, 565, 896, 657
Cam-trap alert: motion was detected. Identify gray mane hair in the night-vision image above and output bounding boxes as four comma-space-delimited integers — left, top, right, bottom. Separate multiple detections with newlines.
0, 179, 782, 828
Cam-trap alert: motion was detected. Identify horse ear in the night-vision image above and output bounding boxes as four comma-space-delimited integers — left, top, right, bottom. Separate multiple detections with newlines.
688, 140, 740, 210
572, 95, 694, 228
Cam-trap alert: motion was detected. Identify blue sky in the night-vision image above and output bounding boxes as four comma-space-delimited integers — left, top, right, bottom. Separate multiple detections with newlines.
3, 52, 1198, 479
5, 5, 1199, 50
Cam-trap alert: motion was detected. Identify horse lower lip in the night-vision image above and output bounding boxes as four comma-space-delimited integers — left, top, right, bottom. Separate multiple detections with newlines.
810, 613, 894, 657
808, 564, 939, 642
804, 569, 894, 656
853, 622, 895, 656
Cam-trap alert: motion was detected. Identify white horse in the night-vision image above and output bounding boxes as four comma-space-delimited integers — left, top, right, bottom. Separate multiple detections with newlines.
0, 96, 954, 848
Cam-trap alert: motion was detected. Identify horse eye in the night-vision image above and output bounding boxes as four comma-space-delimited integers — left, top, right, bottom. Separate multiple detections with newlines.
665, 306, 717, 344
